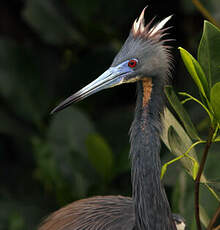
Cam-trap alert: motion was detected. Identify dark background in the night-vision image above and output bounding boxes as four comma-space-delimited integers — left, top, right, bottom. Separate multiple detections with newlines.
0, 0, 219, 229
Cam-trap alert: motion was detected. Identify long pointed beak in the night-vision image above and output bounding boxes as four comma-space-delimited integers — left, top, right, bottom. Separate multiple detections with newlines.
51, 66, 130, 114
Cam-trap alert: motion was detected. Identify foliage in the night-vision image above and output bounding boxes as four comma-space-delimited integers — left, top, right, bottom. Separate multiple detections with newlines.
0, 1, 219, 230
162, 20, 220, 229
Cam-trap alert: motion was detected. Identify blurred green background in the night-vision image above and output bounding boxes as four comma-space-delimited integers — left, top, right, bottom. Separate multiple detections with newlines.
0, 0, 219, 229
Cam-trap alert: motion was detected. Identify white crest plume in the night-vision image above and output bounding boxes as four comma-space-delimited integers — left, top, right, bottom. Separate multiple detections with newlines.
132, 6, 147, 34
149, 15, 172, 36
132, 7, 172, 42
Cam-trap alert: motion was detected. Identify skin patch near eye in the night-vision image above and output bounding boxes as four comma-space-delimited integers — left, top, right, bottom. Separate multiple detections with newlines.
142, 78, 152, 107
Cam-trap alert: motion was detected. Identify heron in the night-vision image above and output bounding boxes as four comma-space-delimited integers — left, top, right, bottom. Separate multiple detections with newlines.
39, 7, 185, 230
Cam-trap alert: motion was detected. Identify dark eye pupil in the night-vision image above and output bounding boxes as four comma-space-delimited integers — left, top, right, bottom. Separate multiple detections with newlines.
128, 59, 137, 68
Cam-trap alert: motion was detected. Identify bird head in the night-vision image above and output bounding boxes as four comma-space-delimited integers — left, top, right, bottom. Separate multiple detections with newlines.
51, 7, 172, 114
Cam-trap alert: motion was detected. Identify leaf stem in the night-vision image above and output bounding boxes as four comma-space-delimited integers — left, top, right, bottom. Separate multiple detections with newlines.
212, 124, 219, 141
195, 127, 215, 230
160, 140, 205, 180
207, 204, 220, 230
192, 0, 220, 29
181, 97, 193, 104
179, 92, 213, 123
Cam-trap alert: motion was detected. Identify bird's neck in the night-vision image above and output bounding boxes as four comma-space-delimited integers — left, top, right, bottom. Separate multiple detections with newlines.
130, 78, 176, 230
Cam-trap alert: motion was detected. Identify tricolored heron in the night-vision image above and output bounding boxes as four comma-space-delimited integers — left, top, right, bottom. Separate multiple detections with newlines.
39, 8, 185, 230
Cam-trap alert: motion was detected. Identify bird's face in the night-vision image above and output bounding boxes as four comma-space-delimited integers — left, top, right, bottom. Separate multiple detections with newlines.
111, 36, 168, 81
51, 8, 171, 114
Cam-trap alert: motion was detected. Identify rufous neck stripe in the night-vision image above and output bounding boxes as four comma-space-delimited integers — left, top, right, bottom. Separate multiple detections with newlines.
142, 78, 152, 107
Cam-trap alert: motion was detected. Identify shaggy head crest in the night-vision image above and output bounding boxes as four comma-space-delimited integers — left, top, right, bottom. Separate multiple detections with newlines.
132, 7, 172, 42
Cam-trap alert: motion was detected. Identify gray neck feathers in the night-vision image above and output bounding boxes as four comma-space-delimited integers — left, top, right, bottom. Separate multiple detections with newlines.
129, 79, 176, 230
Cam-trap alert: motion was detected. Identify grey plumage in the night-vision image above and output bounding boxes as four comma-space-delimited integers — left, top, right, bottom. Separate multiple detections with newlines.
39, 196, 134, 230
39, 7, 185, 230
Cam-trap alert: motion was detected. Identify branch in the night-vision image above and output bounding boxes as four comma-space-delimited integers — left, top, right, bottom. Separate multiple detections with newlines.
192, 0, 220, 28
194, 127, 215, 230
207, 204, 220, 230
213, 225, 220, 230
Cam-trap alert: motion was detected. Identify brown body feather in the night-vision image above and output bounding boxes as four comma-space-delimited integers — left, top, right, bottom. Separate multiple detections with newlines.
39, 196, 134, 230
39, 196, 185, 230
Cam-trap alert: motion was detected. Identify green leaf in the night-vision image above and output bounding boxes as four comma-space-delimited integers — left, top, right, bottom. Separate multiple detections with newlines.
161, 164, 167, 180
193, 161, 199, 180
161, 108, 199, 177
179, 47, 209, 98
171, 166, 211, 229
206, 180, 220, 190
165, 86, 200, 140
214, 135, 220, 141
210, 82, 220, 122
86, 133, 114, 182
171, 171, 186, 213
198, 21, 220, 87
167, 126, 198, 177
162, 108, 220, 201
199, 205, 210, 228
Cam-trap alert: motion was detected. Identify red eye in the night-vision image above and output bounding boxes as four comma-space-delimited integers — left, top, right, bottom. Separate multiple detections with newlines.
128, 59, 137, 68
